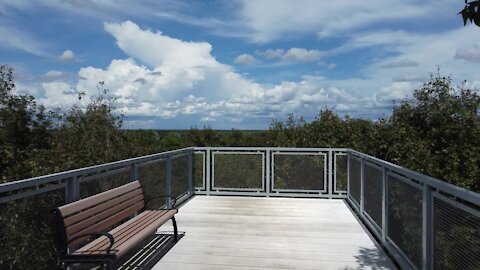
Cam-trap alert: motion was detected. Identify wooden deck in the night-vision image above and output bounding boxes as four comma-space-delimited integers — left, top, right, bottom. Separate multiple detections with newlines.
154, 196, 396, 270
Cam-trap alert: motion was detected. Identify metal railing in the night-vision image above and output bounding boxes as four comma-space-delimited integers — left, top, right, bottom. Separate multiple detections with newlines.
193, 147, 348, 198
347, 149, 480, 270
0, 147, 479, 270
0, 147, 194, 270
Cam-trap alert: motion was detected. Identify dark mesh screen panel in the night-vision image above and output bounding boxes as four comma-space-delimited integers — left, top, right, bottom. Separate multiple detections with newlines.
363, 163, 383, 227
388, 175, 423, 269
171, 154, 189, 198
0, 188, 65, 270
213, 153, 263, 189
349, 156, 361, 204
273, 154, 325, 191
194, 153, 205, 189
79, 168, 131, 199
138, 159, 166, 209
434, 197, 480, 270
335, 154, 347, 192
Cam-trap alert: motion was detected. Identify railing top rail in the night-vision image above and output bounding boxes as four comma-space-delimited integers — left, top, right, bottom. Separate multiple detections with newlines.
347, 149, 480, 206
0, 147, 194, 194
194, 147, 348, 151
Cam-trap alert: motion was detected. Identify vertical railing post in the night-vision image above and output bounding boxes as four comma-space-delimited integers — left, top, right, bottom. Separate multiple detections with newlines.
360, 157, 365, 216
328, 150, 333, 199
206, 149, 211, 196
165, 156, 172, 207
347, 152, 351, 199
422, 184, 434, 270
382, 166, 388, 242
188, 150, 194, 196
65, 176, 79, 203
265, 149, 270, 197
130, 163, 139, 182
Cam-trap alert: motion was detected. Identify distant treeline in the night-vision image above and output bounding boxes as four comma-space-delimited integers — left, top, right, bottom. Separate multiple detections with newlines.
1, 65, 479, 192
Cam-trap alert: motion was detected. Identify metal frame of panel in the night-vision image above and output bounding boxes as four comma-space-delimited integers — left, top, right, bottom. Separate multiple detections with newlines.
362, 160, 383, 232
348, 154, 362, 208
194, 151, 206, 191
211, 151, 265, 192
385, 170, 423, 270
334, 152, 348, 194
271, 151, 328, 194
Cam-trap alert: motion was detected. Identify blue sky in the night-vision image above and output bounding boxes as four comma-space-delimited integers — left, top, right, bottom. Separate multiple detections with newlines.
1, 0, 479, 129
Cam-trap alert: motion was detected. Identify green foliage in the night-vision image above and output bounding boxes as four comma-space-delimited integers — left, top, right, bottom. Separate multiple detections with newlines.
42, 83, 132, 171
385, 73, 480, 191
1, 64, 480, 270
213, 154, 264, 189
273, 154, 325, 190
268, 72, 480, 192
0, 65, 53, 182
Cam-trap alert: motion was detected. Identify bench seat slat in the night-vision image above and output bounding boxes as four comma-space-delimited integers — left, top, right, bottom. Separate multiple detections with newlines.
66, 195, 144, 236
74, 210, 176, 258
68, 201, 144, 246
59, 181, 142, 217
64, 189, 144, 227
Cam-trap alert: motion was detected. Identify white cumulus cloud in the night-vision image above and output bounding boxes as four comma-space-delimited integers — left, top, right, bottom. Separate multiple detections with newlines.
33, 20, 461, 127
256, 47, 323, 62
234, 54, 259, 65
58, 50, 75, 61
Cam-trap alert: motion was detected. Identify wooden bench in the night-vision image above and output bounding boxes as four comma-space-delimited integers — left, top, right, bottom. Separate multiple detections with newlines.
52, 180, 179, 270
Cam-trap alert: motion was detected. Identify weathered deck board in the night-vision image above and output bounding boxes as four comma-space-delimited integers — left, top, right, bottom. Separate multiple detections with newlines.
154, 196, 396, 270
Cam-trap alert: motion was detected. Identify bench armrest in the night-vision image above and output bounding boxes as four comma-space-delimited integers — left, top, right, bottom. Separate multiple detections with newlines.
145, 195, 177, 209
67, 232, 115, 254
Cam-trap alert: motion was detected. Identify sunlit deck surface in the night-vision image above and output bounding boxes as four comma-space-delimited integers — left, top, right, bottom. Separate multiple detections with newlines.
154, 196, 396, 270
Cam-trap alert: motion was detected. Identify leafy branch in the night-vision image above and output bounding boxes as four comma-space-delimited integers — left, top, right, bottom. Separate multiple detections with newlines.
459, 0, 480, 26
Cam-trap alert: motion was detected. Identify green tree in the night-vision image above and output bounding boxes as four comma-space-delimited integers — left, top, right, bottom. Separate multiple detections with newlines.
385, 72, 480, 191
36, 82, 133, 172
0, 65, 53, 182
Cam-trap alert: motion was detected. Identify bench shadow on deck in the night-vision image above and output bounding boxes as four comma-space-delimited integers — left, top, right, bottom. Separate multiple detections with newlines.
154, 196, 396, 270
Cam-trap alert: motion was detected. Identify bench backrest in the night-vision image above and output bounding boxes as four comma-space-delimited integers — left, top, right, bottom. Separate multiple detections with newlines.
57, 180, 145, 247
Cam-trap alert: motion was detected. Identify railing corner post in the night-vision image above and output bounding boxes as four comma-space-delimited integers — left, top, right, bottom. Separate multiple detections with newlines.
166, 156, 172, 207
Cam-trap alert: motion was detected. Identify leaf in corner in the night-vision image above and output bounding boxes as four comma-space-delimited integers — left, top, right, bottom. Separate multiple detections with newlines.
460, 9, 469, 25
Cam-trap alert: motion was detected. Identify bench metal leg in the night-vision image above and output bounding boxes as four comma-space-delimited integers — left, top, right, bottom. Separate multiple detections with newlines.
171, 216, 178, 242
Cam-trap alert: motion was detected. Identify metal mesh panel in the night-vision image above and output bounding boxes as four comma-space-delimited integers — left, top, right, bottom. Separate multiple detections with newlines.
0, 188, 65, 270
171, 154, 189, 198
349, 156, 361, 204
194, 153, 205, 189
363, 163, 383, 227
273, 153, 325, 191
138, 159, 166, 209
434, 197, 480, 270
213, 153, 263, 189
335, 154, 347, 192
387, 175, 423, 269
79, 168, 131, 199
